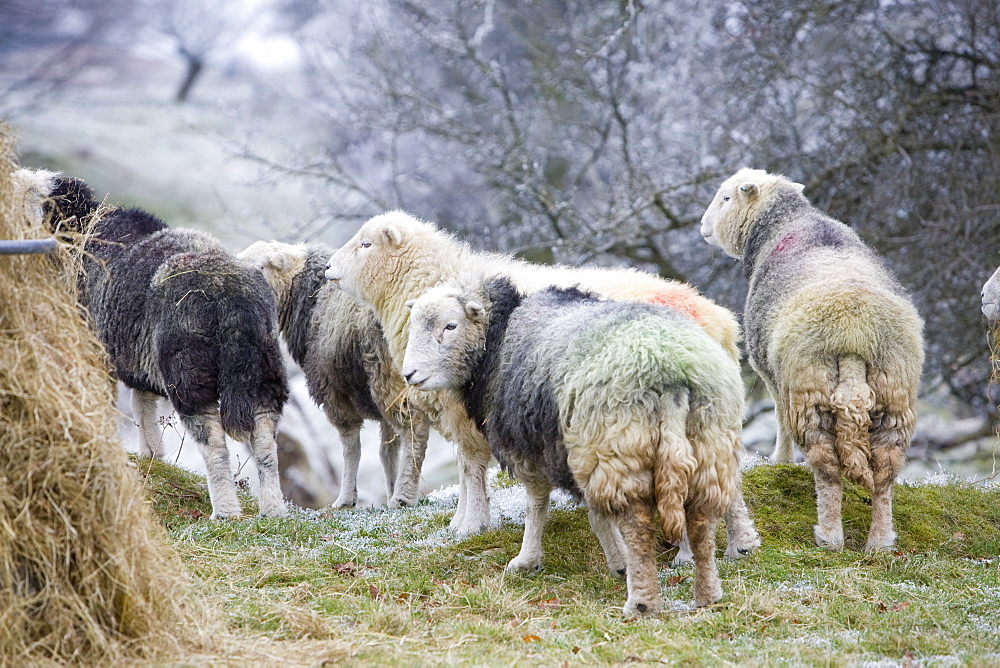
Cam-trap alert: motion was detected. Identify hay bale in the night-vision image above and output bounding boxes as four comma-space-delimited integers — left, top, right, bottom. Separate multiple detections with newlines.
0, 124, 217, 664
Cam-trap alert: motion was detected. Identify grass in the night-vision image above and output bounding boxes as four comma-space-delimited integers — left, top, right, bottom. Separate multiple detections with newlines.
133, 456, 1000, 665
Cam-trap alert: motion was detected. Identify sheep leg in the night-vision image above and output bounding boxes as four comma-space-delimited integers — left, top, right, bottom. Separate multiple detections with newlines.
506, 480, 551, 573
762, 375, 795, 462
687, 508, 724, 607
388, 415, 430, 508
332, 422, 362, 509
672, 477, 760, 566
723, 477, 761, 560
450, 436, 492, 535
378, 420, 400, 501
247, 412, 288, 518
865, 413, 908, 551
803, 408, 844, 550
181, 409, 243, 520
672, 531, 694, 567
617, 496, 663, 617
588, 506, 627, 578
132, 388, 163, 458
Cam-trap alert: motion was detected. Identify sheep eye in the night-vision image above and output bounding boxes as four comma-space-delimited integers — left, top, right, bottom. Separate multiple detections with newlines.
443, 322, 457, 331
722, 196, 731, 203
360, 240, 372, 249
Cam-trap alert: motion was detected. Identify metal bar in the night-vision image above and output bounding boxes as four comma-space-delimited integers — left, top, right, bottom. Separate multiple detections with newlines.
0, 239, 59, 255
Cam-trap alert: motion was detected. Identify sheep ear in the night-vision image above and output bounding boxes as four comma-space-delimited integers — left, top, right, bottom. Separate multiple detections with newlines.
383, 224, 403, 246
465, 300, 485, 321
738, 182, 760, 199
266, 253, 292, 272
790, 180, 805, 194
405, 299, 416, 310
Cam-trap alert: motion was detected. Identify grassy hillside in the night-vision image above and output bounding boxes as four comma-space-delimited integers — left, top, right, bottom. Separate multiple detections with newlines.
134, 456, 1000, 665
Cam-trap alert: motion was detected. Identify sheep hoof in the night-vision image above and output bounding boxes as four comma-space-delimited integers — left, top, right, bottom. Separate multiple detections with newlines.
332, 499, 357, 509
693, 587, 724, 608
505, 557, 542, 573
864, 533, 896, 552
813, 526, 844, 551
671, 551, 694, 567
623, 598, 662, 617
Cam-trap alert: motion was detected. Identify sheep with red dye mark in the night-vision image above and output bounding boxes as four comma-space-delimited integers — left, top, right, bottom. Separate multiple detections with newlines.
402, 275, 745, 616
325, 211, 759, 559
701, 168, 924, 551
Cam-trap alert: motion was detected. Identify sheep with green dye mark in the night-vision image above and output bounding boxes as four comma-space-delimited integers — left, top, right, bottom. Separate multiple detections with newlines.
401, 274, 746, 616
701, 168, 924, 551
325, 211, 759, 560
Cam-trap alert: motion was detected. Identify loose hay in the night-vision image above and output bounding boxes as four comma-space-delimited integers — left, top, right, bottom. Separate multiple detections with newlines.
0, 124, 218, 665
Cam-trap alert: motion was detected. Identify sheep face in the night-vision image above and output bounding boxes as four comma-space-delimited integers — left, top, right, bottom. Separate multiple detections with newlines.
402, 285, 487, 391
325, 213, 409, 308
983, 267, 1000, 320
237, 241, 309, 306
700, 168, 803, 258
10, 168, 59, 226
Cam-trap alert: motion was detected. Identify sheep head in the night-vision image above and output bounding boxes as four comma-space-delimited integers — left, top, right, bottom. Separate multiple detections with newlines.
700, 167, 804, 259
325, 210, 428, 309
237, 240, 310, 308
983, 266, 1000, 320
401, 282, 488, 391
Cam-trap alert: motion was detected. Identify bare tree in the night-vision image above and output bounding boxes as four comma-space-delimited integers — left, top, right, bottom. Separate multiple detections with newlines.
0, 0, 135, 112
257, 0, 999, 427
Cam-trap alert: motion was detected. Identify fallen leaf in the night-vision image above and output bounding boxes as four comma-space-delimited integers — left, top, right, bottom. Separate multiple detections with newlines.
523, 634, 541, 642
333, 562, 357, 576
572, 646, 581, 654
715, 632, 733, 640
892, 601, 911, 612
368, 583, 382, 600
667, 575, 687, 586
877, 601, 888, 612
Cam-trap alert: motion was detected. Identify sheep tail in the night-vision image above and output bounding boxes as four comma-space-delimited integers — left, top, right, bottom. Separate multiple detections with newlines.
830, 355, 875, 493
654, 391, 697, 545
217, 301, 289, 441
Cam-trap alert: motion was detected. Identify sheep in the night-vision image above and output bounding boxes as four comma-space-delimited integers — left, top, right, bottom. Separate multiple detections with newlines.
700, 167, 924, 551
237, 241, 430, 508
401, 274, 745, 615
325, 210, 760, 558
982, 267, 1000, 320
16, 168, 290, 520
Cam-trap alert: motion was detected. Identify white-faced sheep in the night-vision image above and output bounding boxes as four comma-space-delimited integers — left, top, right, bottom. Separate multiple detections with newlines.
325, 210, 759, 558
982, 267, 1000, 320
700, 168, 924, 551
16, 169, 290, 519
237, 241, 430, 508
401, 275, 745, 615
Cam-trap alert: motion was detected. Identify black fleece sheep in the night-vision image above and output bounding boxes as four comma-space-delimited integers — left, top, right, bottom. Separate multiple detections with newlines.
18, 169, 289, 519
238, 240, 430, 508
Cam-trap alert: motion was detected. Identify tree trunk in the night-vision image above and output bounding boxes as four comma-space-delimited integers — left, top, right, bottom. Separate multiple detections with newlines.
175, 54, 203, 103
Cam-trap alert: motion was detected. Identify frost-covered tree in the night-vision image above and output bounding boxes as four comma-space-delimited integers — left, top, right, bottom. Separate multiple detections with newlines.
264, 0, 999, 426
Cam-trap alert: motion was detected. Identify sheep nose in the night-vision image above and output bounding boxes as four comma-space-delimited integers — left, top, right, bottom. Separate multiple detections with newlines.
403, 369, 416, 382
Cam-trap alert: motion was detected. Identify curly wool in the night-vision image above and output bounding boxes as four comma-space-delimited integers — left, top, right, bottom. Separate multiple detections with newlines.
403, 276, 745, 614
701, 167, 924, 551
326, 210, 747, 537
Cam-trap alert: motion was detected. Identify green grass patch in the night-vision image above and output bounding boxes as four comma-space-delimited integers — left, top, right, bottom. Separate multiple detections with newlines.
139, 458, 1000, 664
